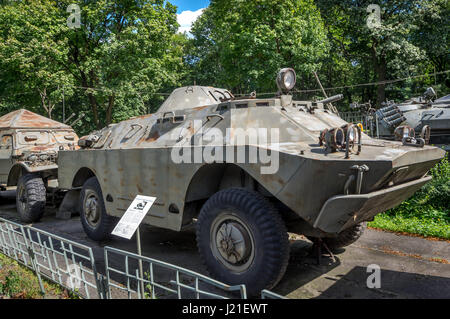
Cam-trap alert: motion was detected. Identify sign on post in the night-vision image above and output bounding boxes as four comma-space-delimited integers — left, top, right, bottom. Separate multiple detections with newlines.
112, 195, 156, 240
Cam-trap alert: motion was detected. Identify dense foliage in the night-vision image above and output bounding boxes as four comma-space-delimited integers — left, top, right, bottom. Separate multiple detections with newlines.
0, 0, 447, 135
0, 0, 185, 134
186, 0, 328, 94
314, 0, 448, 105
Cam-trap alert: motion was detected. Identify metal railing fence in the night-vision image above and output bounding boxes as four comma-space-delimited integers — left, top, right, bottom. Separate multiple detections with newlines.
103, 246, 247, 299
261, 289, 287, 299
340, 112, 366, 125
25, 226, 101, 299
0, 217, 285, 300
0, 217, 100, 299
0, 218, 32, 267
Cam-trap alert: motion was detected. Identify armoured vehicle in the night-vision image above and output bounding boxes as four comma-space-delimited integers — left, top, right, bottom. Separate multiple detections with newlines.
0, 109, 79, 222
56, 69, 445, 295
362, 88, 450, 151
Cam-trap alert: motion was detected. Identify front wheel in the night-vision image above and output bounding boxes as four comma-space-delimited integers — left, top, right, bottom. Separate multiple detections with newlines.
80, 177, 117, 241
196, 188, 290, 296
16, 174, 46, 223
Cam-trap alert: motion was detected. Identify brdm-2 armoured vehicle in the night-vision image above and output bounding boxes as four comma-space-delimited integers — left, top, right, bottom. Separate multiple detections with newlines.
56, 69, 445, 295
0, 109, 79, 222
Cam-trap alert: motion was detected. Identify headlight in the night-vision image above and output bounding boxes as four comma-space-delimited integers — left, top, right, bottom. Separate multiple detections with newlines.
276, 68, 297, 93
27, 155, 38, 162
335, 128, 345, 147
323, 127, 345, 152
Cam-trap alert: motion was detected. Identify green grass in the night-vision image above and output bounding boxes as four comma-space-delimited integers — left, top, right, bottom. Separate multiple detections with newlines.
0, 253, 73, 299
369, 214, 449, 239
369, 155, 450, 240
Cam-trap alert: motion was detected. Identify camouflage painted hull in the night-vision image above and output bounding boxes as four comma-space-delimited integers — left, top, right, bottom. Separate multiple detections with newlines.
57, 90, 445, 235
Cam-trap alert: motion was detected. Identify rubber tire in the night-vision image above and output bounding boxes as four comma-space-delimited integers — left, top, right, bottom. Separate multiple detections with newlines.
311, 223, 367, 250
80, 177, 117, 242
16, 174, 46, 223
196, 188, 290, 297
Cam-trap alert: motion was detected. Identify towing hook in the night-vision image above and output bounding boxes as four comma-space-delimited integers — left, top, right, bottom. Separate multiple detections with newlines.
402, 137, 426, 148
351, 164, 369, 173
347, 165, 370, 195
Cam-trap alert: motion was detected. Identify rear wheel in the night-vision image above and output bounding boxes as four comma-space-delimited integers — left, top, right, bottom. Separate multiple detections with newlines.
80, 177, 117, 241
16, 174, 46, 223
196, 188, 290, 296
309, 223, 367, 250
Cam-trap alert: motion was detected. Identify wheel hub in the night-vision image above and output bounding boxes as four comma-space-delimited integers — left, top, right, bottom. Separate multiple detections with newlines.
17, 185, 27, 210
211, 214, 255, 272
18, 187, 27, 203
84, 192, 100, 227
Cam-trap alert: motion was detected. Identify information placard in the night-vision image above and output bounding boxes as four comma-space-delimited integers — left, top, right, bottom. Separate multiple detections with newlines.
111, 195, 157, 240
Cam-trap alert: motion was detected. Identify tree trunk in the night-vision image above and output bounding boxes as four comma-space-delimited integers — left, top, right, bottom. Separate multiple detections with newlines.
80, 72, 101, 129
39, 88, 53, 119
375, 59, 387, 107
106, 95, 115, 126
88, 93, 100, 129
372, 44, 387, 107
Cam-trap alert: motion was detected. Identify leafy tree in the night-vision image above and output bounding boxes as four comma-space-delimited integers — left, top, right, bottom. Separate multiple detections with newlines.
0, 0, 74, 119
412, 0, 449, 76
0, 0, 447, 129
315, 0, 447, 106
0, 0, 184, 130
186, 0, 329, 95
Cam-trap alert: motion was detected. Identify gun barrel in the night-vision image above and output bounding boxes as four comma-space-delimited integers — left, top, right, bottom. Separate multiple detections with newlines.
381, 109, 399, 117
319, 94, 344, 104
388, 117, 406, 127
379, 104, 397, 113
385, 113, 402, 122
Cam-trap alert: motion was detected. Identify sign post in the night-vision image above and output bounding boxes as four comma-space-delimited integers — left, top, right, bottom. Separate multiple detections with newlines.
136, 226, 144, 297
111, 195, 157, 298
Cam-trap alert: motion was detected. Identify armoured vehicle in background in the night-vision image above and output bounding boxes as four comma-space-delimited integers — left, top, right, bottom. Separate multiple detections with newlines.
365, 88, 450, 151
55, 69, 445, 295
0, 109, 79, 222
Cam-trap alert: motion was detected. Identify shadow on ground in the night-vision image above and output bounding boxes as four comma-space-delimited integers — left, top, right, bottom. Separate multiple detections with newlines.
274, 239, 450, 299
316, 266, 450, 299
